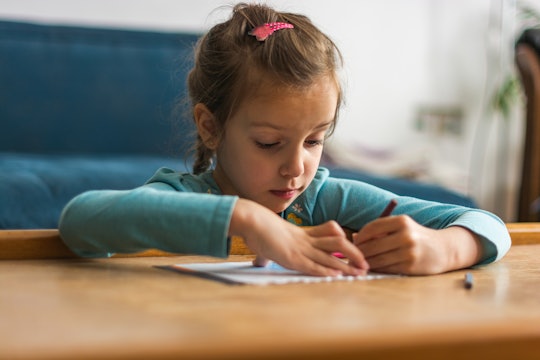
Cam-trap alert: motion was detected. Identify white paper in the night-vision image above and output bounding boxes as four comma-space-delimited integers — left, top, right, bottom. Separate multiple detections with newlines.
164, 261, 398, 285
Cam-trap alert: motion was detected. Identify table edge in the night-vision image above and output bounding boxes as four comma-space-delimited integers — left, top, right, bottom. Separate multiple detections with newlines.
0, 222, 537, 260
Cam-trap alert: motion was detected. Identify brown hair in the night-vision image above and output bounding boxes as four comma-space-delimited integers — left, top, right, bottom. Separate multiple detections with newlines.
187, 2, 343, 174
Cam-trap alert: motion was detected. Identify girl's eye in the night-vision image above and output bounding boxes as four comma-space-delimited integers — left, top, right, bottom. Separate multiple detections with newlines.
255, 141, 279, 149
305, 139, 324, 147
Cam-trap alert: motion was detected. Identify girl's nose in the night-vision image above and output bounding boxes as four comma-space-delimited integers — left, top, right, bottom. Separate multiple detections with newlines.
280, 147, 304, 178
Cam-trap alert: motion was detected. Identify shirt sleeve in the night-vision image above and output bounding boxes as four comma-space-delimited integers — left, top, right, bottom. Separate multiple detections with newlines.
307, 173, 511, 265
59, 181, 238, 258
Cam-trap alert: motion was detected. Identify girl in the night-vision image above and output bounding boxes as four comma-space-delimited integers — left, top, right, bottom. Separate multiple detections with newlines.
59, 3, 510, 277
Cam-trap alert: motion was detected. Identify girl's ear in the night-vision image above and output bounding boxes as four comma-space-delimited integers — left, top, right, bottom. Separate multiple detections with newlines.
194, 103, 219, 149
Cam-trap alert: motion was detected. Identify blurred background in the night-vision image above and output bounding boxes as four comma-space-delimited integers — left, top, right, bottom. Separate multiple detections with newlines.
1, 0, 539, 221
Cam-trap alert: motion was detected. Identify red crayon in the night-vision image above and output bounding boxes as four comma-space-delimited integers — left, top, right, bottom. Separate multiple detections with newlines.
379, 199, 397, 218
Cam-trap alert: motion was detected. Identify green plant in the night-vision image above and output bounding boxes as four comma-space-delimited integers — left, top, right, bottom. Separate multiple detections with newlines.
519, 3, 540, 27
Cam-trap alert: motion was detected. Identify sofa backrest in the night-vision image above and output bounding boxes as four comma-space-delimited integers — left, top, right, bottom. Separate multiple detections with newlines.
0, 20, 200, 156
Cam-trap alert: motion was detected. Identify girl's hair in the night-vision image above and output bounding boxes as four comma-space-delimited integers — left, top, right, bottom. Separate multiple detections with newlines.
187, 2, 343, 174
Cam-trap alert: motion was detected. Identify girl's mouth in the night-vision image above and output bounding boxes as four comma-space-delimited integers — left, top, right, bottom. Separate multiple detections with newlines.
270, 189, 297, 200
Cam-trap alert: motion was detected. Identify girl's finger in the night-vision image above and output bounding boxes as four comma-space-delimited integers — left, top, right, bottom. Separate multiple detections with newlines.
363, 247, 409, 271
302, 251, 365, 276
311, 236, 370, 272
305, 221, 346, 238
356, 232, 404, 258
252, 255, 269, 267
353, 216, 407, 245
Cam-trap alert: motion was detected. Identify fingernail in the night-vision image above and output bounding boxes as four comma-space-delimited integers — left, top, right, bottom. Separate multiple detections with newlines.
252, 259, 267, 267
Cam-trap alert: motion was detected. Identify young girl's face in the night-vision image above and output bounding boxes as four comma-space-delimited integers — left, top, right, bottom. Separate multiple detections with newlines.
212, 75, 338, 213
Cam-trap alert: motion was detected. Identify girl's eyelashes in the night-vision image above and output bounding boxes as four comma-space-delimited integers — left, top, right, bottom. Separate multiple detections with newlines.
305, 139, 324, 147
255, 141, 279, 149
255, 139, 324, 149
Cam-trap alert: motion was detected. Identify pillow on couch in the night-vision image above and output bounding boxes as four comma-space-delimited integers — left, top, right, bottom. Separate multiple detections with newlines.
0, 153, 190, 229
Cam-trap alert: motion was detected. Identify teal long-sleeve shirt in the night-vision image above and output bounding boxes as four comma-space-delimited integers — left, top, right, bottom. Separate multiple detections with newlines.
59, 167, 511, 264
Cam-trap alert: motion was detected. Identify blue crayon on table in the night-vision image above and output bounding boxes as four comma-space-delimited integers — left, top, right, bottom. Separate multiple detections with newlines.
464, 272, 474, 289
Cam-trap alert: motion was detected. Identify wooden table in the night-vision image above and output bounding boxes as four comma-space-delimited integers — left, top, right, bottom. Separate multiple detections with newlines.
1, 224, 540, 360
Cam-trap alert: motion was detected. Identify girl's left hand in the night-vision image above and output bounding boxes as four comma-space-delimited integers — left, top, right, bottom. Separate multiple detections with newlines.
352, 215, 482, 275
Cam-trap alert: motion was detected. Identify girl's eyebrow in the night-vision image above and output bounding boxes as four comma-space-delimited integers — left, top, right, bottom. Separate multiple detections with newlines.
250, 122, 284, 130
250, 120, 333, 130
314, 121, 333, 130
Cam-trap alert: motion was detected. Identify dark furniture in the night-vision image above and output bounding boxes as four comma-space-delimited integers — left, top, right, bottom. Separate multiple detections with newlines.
516, 28, 540, 221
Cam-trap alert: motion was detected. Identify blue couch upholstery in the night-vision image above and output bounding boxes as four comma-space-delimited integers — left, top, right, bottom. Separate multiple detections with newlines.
0, 20, 476, 229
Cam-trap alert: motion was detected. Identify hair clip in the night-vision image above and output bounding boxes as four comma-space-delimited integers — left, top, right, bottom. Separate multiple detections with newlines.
249, 22, 294, 41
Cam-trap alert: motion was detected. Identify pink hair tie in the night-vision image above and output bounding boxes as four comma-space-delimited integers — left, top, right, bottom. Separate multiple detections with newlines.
249, 22, 294, 41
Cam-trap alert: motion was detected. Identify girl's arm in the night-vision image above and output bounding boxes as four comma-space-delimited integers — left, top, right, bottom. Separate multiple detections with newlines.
311, 172, 511, 275
59, 183, 237, 258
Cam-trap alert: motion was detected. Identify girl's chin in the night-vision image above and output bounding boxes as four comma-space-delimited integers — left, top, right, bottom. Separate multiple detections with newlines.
248, 195, 297, 214
265, 201, 294, 214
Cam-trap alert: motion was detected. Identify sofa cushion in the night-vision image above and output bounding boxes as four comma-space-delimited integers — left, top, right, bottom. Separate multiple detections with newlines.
0, 153, 190, 229
0, 20, 199, 155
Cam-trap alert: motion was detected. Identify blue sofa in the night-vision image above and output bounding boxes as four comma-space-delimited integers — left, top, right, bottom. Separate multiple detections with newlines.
0, 19, 476, 229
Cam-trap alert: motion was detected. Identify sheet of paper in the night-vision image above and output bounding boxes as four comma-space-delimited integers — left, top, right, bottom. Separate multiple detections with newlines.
158, 261, 398, 285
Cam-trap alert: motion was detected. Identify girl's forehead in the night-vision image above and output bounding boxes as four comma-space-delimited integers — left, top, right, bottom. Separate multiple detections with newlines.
231, 76, 339, 129
247, 74, 338, 103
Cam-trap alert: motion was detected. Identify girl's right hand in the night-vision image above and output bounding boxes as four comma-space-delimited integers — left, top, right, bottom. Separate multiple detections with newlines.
229, 199, 369, 277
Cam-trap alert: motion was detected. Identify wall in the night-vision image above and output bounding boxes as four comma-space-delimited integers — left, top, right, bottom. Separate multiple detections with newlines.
1, 0, 538, 220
